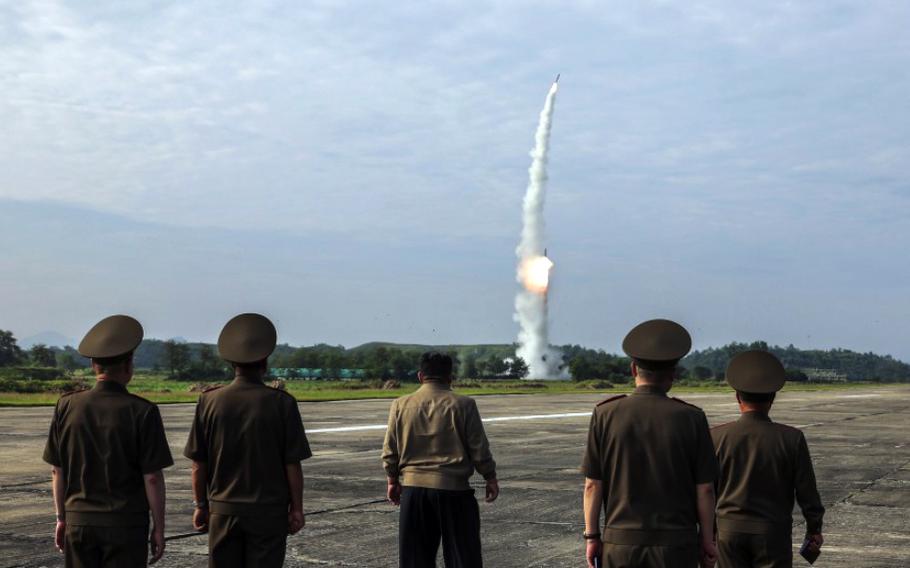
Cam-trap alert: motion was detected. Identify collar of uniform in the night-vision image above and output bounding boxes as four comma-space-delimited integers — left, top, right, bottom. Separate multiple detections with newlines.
740, 411, 772, 422
419, 380, 452, 391
232, 374, 265, 385
94, 379, 127, 393
633, 384, 667, 396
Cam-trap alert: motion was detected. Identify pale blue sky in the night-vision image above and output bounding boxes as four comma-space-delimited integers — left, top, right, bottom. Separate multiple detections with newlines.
1, 1, 908, 358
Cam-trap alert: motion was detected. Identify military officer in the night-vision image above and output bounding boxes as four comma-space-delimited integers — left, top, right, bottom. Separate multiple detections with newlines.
184, 313, 312, 568
382, 351, 499, 568
582, 319, 718, 568
711, 350, 825, 567
43, 315, 173, 567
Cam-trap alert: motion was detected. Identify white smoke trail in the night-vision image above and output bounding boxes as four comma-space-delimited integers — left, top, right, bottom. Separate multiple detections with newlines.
514, 80, 562, 379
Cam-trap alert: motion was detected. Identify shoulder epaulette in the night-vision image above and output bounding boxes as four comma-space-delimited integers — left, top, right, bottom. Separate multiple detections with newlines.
269, 385, 297, 399
671, 397, 703, 410
202, 385, 224, 393
596, 394, 627, 407
126, 392, 155, 405
710, 421, 734, 430
57, 389, 82, 402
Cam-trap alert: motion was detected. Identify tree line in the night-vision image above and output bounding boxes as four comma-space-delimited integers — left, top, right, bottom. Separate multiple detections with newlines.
1, 329, 908, 382
682, 341, 910, 382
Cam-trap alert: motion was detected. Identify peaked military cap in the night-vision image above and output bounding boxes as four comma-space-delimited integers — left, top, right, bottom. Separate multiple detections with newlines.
622, 319, 692, 369
78, 315, 144, 359
726, 350, 786, 393
218, 313, 277, 363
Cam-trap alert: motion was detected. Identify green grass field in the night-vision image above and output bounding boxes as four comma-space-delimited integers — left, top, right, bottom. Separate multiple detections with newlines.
0, 371, 900, 406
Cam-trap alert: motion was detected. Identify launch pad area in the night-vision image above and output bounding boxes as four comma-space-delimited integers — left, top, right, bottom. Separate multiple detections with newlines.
1, 386, 908, 567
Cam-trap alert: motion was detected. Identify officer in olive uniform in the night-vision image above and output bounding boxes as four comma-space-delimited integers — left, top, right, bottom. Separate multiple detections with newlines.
711, 350, 825, 567
184, 313, 312, 568
382, 352, 499, 568
582, 319, 718, 568
43, 315, 174, 567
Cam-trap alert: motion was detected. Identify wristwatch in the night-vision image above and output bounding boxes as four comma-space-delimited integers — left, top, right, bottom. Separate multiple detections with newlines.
193, 500, 209, 509
583, 531, 600, 540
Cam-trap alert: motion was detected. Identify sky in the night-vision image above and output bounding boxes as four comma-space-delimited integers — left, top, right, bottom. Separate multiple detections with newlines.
1, 1, 908, 359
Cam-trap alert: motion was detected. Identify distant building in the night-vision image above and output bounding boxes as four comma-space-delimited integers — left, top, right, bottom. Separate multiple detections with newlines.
269, 368, 366, 380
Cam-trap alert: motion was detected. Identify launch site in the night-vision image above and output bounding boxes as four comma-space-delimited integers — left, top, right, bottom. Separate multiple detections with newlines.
1, 1, 908, 567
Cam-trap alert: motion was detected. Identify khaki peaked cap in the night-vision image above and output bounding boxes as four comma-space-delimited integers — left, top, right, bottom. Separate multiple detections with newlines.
726, 350, 786, 393
217, 313, 277, 363
78, 315, 144, 359
622, 319, 692, 369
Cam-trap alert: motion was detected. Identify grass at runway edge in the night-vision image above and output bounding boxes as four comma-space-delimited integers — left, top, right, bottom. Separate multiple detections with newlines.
0, 378, 898, 407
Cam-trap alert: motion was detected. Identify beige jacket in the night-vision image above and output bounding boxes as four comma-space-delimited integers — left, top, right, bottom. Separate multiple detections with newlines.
382, 381, 497, 490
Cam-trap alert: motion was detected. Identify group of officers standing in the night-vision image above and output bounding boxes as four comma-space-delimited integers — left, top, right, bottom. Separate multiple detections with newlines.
43, 314, 824, 567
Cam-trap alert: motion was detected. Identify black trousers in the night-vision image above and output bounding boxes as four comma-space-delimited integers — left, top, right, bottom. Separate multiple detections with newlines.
717, 531, 792, 568
602, 543, 698, 567
208, 513, 288, 568
399, 486, 482, 568
64, 524, 148, 568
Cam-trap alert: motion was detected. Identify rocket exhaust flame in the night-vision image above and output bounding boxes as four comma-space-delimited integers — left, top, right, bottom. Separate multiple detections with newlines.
519, 256, 554, 294
514, 78, 562, 380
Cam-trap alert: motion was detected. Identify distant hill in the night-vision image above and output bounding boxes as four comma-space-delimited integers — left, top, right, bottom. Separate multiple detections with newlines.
21, 331, 74, 349
10, 333, 906, 382
682, 341, 910, 382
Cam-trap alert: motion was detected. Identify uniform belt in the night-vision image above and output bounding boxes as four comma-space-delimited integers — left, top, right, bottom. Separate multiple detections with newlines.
65, 511, 149, 527
401, 470, 472, 491
602, 527, 698, 546
717, 517, 791, 535
209, 500, 288, 517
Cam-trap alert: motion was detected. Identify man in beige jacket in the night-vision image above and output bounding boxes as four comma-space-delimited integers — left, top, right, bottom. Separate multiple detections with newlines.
382, 352, 499, 568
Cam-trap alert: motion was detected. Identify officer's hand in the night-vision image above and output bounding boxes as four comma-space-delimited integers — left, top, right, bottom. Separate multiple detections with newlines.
485, 479, 500, 503
193, 507, 209, 532
288, 509, 305, 535
387, 481, 402, 506
807, 532, 824, 551
699, 536, 717, 567
149, 528, 165, 564
54, 520, 65, 553
585, 539, 602, 568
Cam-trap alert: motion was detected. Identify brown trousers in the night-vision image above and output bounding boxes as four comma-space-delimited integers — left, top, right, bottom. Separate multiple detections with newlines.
208, 513, 288, 568
64, 524, 148, 568
602, 543, 699, 568
717, 531, 792, 568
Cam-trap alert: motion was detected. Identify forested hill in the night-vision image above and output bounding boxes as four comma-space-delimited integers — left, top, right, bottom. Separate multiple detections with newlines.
681, 341, 910, 381
2, 329, 907, 381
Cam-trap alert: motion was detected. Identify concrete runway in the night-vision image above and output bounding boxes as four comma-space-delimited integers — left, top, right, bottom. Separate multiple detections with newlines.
1, 386, 908, 567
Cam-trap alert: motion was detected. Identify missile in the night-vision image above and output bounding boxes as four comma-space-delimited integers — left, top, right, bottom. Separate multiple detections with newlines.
554, 74, 560, 83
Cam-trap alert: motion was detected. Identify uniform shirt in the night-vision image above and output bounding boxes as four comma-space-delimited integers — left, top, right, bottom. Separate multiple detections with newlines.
382, 381, 496, 491
183, 375, 312, 516
711, 411, 824, 535
581, 384, 718, 546
42, 380, 174, 527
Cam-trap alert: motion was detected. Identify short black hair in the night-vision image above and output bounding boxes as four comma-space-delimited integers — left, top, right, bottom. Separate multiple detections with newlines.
232, 359, 267, 373
92, 352, 133, 373
633, 357, 679, 372
738, 391, 776, 404
419, 352, 453, 378
633, 358, 678, 383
